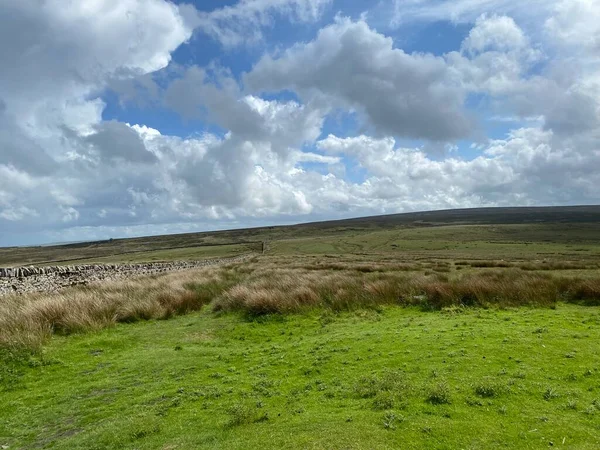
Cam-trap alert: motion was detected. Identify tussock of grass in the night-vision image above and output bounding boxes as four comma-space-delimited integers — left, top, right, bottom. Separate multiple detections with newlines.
426, 382, 452, 405
564, 279, 600, 306
353, 371, 407, 399
456, 260, 599, 271
213, 269, 403, 316
473, 378, 504, 398
470, 261, 512, 268
3, 256, 600, 351
0, 267, 233, 350
214, 264, 600, 315
410, 270, 561, 309
225, 403, 269, 427
351, 370, 409, 411
301, 261, 420, 273
518, 261, 599, 271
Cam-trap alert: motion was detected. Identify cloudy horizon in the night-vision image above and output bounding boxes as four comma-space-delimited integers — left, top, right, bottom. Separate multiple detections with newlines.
1, 0, 599, 246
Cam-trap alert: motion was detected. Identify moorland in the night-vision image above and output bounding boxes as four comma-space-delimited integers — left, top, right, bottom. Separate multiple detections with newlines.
1, 206, 600, 449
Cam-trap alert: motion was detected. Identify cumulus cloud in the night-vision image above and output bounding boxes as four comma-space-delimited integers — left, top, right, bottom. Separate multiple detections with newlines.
317, 128, 600, 209
0, 0, 192, 115
0, 0, 194, 161
0, 0, 194, 238
158, 86, 328, 214
461, 14, 528, 54
165, 66, 325, 152
161, 67, 330, 216
83, 121, 158, 164
0, 105, 58, 174
443, 14, 542, 99
245, 18, 473, 141
439, 10, 599, 143
545, 0, 600, 57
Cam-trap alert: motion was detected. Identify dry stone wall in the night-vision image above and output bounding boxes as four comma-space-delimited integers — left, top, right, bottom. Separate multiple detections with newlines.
0, 255, 251, 297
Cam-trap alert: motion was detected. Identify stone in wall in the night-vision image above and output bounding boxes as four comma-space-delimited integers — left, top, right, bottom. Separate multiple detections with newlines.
0, 254, 251, 297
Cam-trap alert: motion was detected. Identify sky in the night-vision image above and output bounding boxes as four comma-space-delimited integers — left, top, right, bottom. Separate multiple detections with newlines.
1, 0, 599, 246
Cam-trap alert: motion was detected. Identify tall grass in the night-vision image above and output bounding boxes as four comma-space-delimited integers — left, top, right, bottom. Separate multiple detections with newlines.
213, 264, 600, 315
2, 256, 600, 351
0, 266, 236, 351
460, 260, 599, 271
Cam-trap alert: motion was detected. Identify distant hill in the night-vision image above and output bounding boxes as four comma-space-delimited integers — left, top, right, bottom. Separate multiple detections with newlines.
294, 205, 600, 229
1, 205, 599, 266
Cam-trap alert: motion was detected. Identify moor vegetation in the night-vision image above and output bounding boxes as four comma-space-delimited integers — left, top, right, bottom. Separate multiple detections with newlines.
2, 205, 600, 266
2, 255, 600, 352
2, 211, 600, 448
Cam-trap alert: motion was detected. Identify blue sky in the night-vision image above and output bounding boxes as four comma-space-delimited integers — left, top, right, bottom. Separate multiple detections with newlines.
1, 0, 599, 246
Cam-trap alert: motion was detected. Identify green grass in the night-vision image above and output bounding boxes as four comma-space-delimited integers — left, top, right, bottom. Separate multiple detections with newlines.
270, 225, 600, 261
2, 305, 600, 449
70, 243, 253, 265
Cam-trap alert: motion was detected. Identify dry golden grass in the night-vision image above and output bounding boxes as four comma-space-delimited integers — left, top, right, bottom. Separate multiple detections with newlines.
458, 260, 599, 271
2, 255, 600, 351
213, 257, 600, 314
0, 266, 232, 350
214, 271, 374, 315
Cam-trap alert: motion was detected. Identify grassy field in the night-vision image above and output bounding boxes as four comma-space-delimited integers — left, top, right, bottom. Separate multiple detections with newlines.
270, 224, 600, 261
2, 207, 600, 448
65, 243, 255, 265
2, 304, 600, 449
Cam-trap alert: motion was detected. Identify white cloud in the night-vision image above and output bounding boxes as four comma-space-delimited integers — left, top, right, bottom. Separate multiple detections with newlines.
245, 17, 472, 141
545, 0, 600, 57
445, 15, 541, 99
0, 0, 192, 117
292, 151, 340, 164
165, 66, 326, 153
83, 121, 158, 164
462, 14, 527, 54
130, 124, 162, 140
0, 0, 194, 239
190, 0, 332, 47
436, 10, 600, 143
0, 0, 194, 168
0, 205, 39, 222
316, 128, 600, 210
